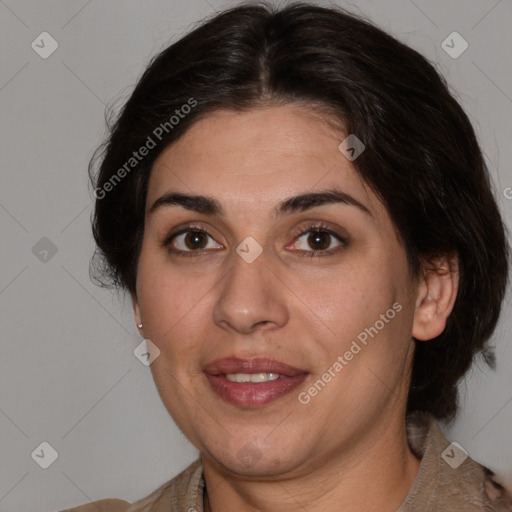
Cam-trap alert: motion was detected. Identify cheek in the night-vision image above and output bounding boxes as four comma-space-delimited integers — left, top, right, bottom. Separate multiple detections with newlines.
306, 260, 399, 334
304, 257, 414, 381
135, 250, 214, 340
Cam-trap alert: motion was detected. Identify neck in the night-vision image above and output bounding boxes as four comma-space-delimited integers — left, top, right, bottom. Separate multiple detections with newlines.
202, 413, 421, 512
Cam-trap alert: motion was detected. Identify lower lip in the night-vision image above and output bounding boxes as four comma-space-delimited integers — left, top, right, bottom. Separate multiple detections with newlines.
204, 373, 308, 408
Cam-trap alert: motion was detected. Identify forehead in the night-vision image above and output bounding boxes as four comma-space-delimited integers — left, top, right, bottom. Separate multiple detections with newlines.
147, 105, 382, 220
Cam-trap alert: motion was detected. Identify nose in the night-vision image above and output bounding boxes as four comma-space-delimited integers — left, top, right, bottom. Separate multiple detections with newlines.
212, 250, 289, 335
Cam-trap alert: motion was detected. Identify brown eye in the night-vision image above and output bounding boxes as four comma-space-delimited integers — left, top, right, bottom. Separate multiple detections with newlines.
288, 225, 348, 257
168, 228, 223, 254
183, 231, 208, 250
307, 231, 332, 251
294, 229, 343, 253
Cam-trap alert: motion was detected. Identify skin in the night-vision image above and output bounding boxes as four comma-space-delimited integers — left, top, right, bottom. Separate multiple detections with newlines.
132, 105, 459, 512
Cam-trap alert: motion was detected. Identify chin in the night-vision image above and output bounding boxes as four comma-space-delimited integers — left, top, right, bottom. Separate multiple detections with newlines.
205, 440, 302, 478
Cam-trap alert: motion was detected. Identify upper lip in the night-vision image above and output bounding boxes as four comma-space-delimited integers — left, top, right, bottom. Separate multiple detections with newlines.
202, 357, 307, 377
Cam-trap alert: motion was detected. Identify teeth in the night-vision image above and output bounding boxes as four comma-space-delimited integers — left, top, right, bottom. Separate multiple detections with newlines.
225, 372, 281, 383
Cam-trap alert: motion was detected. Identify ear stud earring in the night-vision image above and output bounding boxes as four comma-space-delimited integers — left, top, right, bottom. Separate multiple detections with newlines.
137, 323, 143, 329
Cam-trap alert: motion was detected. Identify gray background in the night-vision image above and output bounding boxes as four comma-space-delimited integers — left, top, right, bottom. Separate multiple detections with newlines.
0, 0, 511, 510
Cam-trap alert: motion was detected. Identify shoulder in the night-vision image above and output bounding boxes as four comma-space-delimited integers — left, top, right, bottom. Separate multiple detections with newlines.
483, 467, 512, 511
402, 412, 512, 511
59, 498, 130, 512
59, 458, 204, 512
127, 458, 204, 511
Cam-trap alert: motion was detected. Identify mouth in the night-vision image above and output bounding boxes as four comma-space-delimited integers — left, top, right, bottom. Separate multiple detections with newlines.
202, 357, 309, 408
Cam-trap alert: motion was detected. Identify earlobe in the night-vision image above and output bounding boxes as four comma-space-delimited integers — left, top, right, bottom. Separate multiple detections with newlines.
131, 293, 143, 332
412, 254, 459, 341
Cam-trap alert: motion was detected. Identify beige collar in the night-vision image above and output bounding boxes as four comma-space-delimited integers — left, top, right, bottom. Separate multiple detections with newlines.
125, 412, 510, 511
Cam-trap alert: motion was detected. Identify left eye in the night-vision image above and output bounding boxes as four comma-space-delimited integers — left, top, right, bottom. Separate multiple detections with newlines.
291, 229, 344, 253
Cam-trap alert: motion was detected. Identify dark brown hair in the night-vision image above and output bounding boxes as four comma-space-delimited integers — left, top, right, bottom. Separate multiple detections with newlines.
89, 1, 510, 421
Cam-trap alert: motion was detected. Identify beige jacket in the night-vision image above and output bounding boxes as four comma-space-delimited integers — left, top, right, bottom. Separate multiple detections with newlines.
60, 413, 511, 511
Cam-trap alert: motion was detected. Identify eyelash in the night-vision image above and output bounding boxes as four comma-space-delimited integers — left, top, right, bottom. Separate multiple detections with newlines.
163, 222, 348, 259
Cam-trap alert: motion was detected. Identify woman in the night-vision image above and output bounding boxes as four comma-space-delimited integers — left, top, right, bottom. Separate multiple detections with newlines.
63, 2, 511, 511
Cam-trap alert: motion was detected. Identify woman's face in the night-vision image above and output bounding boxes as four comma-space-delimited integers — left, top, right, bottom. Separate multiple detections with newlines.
133, 105, 422, 478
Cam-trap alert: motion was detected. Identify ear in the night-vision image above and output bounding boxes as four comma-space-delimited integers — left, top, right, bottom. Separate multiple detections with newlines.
412, 253, 459, 341
131, 292, 143, 331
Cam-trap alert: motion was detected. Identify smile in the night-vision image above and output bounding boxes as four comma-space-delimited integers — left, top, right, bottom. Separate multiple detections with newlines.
203, 357, 309, 408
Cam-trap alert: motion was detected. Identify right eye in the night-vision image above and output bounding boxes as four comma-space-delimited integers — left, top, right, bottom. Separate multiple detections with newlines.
165, 227, 223, 257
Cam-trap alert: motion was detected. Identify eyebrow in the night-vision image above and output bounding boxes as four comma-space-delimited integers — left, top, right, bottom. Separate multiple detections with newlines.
148, 188, 372, 218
